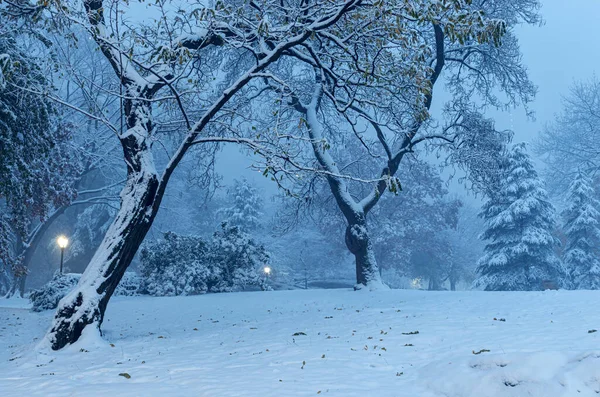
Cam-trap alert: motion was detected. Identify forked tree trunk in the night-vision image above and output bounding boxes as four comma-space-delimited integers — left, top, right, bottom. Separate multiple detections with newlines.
300, 83, 386, 289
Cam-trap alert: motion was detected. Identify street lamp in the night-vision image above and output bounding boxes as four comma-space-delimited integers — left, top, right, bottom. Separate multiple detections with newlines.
57, 235, 69, 274
263, 266, 271, 276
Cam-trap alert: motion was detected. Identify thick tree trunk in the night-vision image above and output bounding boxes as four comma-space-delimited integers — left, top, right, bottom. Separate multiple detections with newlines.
47, 94, 165, 350
428, 273, 442, 291
345, 220, 383, 288
47, 166, 160, 350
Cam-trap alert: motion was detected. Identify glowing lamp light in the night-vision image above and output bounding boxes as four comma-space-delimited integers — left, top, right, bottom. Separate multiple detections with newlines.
57, 235, 69, 249
57, 235, 69, 274
263, 266, 272, 275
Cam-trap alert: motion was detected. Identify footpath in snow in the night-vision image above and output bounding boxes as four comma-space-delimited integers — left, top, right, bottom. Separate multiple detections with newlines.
1, 289, 600, 396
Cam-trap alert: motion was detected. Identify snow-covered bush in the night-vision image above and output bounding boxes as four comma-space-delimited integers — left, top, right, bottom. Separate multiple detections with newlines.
30, 271, 141, 311
29, 273, 80, 312
207, 223, 269, 292
114, 272, 142, 296
139, 226, 269, 296
139, 232, 213, 296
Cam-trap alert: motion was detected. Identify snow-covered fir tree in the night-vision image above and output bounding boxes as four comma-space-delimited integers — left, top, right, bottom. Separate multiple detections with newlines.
218, 178, 263, 232
561, 172, 600, 289
475, 143, 566, 291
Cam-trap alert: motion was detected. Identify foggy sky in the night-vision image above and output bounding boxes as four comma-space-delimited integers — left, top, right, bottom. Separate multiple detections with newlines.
508, 0, 600, 143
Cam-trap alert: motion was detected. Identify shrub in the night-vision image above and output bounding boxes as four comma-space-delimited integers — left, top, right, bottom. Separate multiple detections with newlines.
30, 273, 80, 312
30, 271, 141, 311
114, 272, 142, 297
139, 232, 214, 296
207, 223, 269, 292
139, 225, 269, 296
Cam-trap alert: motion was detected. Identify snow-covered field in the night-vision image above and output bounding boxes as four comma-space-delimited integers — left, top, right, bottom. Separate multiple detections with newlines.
1, 289, 600, 396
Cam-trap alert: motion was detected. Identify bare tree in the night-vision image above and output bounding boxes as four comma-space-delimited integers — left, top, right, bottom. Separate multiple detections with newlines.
537, 76, 600, 192
40, 0, 370, 350
234, 0, 537, 288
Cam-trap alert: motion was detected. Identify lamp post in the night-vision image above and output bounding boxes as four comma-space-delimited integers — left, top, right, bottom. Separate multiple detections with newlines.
260, 266, 272, 291
57, 235, 69, 274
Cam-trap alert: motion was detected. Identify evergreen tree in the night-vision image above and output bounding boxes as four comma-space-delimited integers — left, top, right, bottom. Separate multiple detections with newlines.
475, 143, 566, 291
562, 172, 600, 289
0, 33, 78, 296
218, 178, 263, 232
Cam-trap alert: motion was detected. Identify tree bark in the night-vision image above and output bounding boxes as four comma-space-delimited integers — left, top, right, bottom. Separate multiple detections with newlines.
47, 93, 166, 350
428, 276, 441, 291
345, 220, 381, 287
5, 277, 20, 298
48, 161, 161, 350
300, 82, 386, 289
4, 269, 26, 298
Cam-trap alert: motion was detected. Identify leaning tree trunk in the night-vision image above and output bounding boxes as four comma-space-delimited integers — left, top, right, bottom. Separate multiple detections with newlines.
47, 164, 160, 350
47, 99, 167, 350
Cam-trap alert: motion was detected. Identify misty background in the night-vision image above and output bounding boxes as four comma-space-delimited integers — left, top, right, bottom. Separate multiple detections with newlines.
221, 0, 600, 199
4, 0, 598, 294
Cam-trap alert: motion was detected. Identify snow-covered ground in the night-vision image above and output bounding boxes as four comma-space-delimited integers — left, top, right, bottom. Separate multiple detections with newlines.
1, 289, 600, 396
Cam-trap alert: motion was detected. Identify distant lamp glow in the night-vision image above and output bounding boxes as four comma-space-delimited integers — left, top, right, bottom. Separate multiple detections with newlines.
57, 235, 69, 274
263, 266, 272, 275
411, 277, 422, 290
57, 235, 69, 249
